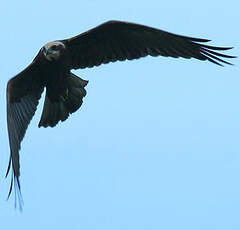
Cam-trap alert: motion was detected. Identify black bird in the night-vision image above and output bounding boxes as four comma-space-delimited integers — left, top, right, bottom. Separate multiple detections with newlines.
6, 20, 235, 208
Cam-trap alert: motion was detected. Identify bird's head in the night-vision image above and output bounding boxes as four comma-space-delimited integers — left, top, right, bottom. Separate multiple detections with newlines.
42, 41, 65, 61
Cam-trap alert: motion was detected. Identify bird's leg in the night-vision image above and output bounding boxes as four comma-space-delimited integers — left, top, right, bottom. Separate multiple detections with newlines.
59, 88, 69, 102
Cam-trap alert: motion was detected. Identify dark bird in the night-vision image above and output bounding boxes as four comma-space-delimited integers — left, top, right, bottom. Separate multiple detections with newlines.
6, 20, 235, 209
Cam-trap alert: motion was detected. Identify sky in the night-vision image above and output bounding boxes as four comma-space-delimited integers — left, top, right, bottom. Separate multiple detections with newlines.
1, 0, 239, 229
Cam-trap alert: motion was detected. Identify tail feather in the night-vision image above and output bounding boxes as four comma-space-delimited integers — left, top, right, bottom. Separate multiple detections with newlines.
38, 73, 88, 127
68, 73, 88, 88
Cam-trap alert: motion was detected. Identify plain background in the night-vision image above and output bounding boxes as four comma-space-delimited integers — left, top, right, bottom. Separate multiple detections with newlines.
1, 1, 239, 229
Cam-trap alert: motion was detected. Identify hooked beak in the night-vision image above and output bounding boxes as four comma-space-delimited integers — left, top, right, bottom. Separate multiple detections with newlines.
43, 47, 53, 56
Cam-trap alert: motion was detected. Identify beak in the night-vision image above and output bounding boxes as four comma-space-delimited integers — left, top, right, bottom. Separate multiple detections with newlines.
43, 48, 52, 56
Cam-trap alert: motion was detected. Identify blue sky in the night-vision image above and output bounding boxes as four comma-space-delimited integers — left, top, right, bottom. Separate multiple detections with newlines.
1, 0, 239, 229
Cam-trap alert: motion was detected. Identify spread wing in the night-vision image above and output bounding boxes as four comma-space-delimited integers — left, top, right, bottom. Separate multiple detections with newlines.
64, 20, 235, 69
6, 60, 44, 209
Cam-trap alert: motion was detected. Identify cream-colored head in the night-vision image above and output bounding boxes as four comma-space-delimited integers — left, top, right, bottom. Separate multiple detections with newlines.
43, 41, 65, 61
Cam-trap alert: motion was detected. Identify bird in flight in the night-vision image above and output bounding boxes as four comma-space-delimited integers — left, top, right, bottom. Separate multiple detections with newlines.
6, 20, 235, 209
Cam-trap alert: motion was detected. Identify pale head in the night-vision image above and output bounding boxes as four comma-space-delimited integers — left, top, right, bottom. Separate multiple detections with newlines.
43, 41, 65, 61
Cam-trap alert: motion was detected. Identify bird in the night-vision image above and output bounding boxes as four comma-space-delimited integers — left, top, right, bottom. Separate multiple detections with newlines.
6, 20, 235, 209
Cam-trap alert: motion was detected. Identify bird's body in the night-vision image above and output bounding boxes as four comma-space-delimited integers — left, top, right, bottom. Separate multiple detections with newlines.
5, 20, 235, 209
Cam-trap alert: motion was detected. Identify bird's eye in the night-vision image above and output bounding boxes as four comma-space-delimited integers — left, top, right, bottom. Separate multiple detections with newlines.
51, 45, 57, 50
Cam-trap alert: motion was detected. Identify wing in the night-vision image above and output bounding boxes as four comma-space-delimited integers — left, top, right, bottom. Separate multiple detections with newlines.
6, 60, 44, 209
64, 20, 235, 69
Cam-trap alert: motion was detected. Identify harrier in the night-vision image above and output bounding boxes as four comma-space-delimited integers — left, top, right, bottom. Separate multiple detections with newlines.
6, 20, 235, 208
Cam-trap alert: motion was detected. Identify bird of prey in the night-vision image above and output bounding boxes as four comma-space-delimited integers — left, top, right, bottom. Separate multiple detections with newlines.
6, 20, 235, 209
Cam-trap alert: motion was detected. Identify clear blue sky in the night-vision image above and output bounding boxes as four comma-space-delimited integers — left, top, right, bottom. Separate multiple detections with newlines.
1, 1, 239, 229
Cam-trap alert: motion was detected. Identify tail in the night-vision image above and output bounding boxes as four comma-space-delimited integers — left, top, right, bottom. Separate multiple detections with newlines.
38, 73, 88, 127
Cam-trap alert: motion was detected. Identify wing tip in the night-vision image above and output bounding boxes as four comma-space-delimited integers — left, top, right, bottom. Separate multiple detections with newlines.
6, 173, 24, 211
5, 156, 24, 211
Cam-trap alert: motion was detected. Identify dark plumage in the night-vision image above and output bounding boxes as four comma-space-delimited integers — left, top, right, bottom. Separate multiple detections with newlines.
6, 20, 235, 209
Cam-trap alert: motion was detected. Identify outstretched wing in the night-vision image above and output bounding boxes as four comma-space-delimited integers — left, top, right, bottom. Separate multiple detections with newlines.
64, 20, 235, 69
6, 60, 44, 209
